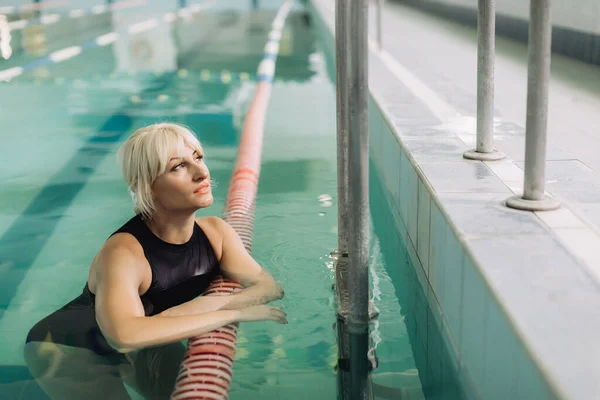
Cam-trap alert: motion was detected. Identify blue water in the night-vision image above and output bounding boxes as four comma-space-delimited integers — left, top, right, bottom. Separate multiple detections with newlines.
0, 1, 440, 399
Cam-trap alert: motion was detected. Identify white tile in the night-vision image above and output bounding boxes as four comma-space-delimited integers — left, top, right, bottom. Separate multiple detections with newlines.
459, 255, 487, 387
457, 361, 481, 400
553, 227, 600, 283
481, 298, 519, 400
535, 207, 587, 229
442, 228, 464, 344
389, 134, 402, 208
501, 182, 553, 197
429, 203, 446, 299
407, 165, 419, 247
553, 227, 600, 262
457, 134, 475, 147
583, 259, 600, 288
466, 234, 600, 400
486, 161, 525, 182
515, 347, 555, 400
502, 180, 524, 194
409, 240, 427, 292
417, 180, 431, 275
400, 151, 410, 225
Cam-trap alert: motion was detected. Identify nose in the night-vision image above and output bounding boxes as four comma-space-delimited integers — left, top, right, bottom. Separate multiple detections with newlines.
192, 161, 208, 181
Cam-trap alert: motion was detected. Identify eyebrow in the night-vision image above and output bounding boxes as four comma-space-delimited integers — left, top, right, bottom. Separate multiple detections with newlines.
169, 150, 201, 162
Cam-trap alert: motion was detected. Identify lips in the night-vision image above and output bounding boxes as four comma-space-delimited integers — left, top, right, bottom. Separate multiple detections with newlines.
194, 182, 210, 194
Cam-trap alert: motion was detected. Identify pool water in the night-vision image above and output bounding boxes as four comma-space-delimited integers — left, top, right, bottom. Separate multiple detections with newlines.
369, 159, 465, 400
0, 1, 446, 399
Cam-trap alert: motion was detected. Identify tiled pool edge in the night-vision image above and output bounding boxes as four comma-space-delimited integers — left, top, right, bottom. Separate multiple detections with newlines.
309, 1, 600, 399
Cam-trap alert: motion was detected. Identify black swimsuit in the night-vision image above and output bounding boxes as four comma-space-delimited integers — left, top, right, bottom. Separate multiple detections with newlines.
25, 214, 221, 360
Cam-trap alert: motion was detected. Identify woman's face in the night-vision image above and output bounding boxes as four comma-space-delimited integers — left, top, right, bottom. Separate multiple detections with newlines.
151, 143, 213, 213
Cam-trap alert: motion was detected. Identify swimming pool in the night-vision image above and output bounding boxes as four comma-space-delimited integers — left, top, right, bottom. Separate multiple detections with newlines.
0, 1, 453, 399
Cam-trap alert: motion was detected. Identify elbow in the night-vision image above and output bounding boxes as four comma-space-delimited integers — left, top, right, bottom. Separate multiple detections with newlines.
97, 320, 139, 353
113, 330, 133, 349
256, 279, 284, 303
103, 328, 130, 352
272, 282, 284, 301
107, 329, 139, 353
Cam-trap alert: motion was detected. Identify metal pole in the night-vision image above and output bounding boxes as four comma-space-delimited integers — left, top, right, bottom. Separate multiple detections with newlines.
506, 0, 560, 211
375, 0, 383, 50
336, 0, 349, 270
464, 0, 505, 161
348, 0, 372, 397
334, 0, 351, 397
347, 0, 370, 331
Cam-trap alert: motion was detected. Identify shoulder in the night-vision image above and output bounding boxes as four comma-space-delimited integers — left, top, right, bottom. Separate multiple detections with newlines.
194, 216, 231, 261
104, 232, 144, 255
89, 232, 149, 293
94, 233, 146, 273
195, 216, 246, 261
195, 216, 233, 236
196, 215, 228, 227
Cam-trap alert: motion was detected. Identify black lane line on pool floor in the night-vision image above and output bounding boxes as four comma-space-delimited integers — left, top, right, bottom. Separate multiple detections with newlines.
0, 20, 233, 308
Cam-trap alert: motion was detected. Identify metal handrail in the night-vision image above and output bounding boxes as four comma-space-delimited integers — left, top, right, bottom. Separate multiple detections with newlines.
333, 0, 562, 398
375, 0, 383, 50
464, 0, 506, 161
506, 0, 561, 211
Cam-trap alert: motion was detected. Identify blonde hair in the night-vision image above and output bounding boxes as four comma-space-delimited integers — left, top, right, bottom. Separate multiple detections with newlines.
117, 122, 204, 219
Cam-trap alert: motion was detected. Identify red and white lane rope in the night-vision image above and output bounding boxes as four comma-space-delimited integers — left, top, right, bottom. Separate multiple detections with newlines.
170, 2, 293, 399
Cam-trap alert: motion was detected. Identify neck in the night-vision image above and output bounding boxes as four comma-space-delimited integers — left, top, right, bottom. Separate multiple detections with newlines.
144, 210, 196, 244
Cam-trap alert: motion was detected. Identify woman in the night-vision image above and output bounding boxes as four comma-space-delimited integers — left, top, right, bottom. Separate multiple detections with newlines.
24, 123, 287, 399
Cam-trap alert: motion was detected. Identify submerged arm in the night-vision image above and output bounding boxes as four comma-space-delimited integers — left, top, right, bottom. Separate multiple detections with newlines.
159, 218, 284, 317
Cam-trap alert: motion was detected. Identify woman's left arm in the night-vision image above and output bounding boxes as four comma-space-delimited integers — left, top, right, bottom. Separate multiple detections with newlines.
214, 217, 284, 309
158, 218, 284, 318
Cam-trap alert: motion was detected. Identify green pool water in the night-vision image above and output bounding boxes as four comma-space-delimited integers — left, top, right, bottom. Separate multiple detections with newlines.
0, 1, 460, 399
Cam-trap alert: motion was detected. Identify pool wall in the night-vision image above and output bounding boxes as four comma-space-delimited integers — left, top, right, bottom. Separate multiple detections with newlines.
308, 1, 564, 399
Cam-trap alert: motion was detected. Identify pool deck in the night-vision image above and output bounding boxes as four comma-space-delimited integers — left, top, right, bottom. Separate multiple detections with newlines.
312, 0, 600, 399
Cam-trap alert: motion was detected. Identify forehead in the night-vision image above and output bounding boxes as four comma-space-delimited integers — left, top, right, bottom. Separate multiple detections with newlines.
168, 141, 201, 160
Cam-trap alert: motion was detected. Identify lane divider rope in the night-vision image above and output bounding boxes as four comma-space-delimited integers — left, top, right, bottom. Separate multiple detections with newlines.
169, 2, 293, 399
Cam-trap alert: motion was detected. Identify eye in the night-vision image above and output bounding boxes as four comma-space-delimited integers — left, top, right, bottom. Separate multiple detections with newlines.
171, 162, 185, 171
195, 154, 204, 162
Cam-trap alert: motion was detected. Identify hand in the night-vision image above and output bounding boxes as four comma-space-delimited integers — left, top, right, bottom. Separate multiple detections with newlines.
236, 305, 288, 324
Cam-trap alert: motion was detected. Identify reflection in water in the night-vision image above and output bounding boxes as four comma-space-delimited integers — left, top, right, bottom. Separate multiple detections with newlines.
23, 329, 187, 399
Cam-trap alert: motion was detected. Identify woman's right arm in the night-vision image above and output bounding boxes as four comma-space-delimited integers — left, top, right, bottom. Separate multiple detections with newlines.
94, 241, 286, 352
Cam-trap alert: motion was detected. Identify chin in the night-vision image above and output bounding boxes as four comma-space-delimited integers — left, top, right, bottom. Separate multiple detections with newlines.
195, 194, 214, 208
